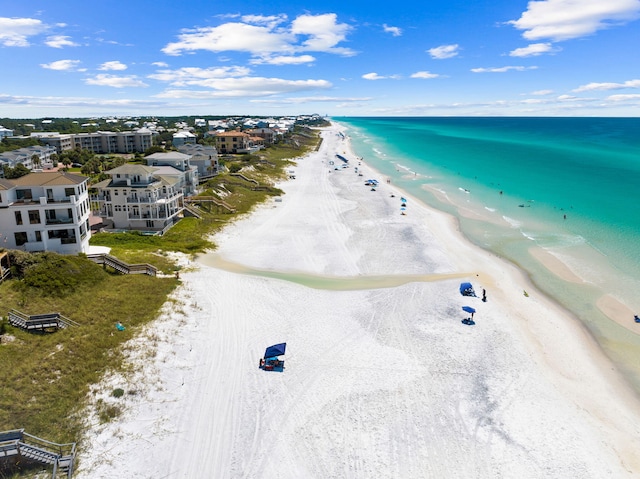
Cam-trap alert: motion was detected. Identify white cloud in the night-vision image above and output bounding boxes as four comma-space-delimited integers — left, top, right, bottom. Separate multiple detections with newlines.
509, 42, 557, 57
0, 17, 47, 47
162, 13, 354, 58
148, 66, 251, 85
45, 35, 79, 48
428, 44, 460, 59
251, 54, 316, 65
290, 13, 354, 55
607, 93, 640, 101
98, 61, 128, 71
241, 14, 288, 28
252, 96, 372, 104
531, 89, 554, 95
85, 74, 148, 88
162, 23, 293, 56
471, 65, 538, 73
383, 24, 402, 36
41, 59, 83, 71
573, 79, 640, 92
362, 72, 402, 80
509, 0, 640, 42
155, 77, 331, 98
410, 71, 440, 79
152, 62, 169, 67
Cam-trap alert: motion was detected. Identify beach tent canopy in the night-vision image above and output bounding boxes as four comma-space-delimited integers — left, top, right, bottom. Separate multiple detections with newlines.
459, 282, 476, 296
462, 306, 476, 314
264, 343, 286, 359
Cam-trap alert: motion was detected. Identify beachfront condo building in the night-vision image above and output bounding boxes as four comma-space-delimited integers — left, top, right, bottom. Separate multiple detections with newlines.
0, 171, 92, 254
210, 130, 258, 154
91, 164, 184, 234
36, 129, 153, 154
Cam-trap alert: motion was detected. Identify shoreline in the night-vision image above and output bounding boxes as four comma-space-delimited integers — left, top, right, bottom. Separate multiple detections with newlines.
75, 123, 640, 478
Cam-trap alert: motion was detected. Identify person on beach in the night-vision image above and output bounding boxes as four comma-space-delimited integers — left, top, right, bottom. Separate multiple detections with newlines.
482, 289, 487, 302
635, 315, 640, 323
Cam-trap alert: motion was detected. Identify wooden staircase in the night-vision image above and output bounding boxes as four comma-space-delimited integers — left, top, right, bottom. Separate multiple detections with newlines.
86, 253, 158, 276
183, 196, 236, 213
8, 309, 79, 332
0, 429, 76, 478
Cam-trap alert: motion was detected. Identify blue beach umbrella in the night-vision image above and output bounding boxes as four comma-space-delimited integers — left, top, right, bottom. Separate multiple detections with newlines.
462, 306, 476, 318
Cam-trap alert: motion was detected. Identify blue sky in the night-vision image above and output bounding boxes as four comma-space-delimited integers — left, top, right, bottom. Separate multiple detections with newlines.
1, 0, 639, 118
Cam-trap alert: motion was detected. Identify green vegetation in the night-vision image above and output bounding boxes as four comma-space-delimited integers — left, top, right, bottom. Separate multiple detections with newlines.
0, 125, 323, 456
0, 253, 177, 443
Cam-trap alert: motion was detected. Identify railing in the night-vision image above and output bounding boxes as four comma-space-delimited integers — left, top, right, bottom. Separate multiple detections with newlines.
45, 218, 74, 225
8, 309, 80, 332
0, 429, 76, 479
184, 196, 235, 213
230, 172, 259, 185
0, 268, 10, 283
86, 253, 157, 276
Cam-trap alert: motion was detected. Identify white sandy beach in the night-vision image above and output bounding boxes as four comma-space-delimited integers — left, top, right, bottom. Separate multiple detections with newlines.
75, 124, 640, 478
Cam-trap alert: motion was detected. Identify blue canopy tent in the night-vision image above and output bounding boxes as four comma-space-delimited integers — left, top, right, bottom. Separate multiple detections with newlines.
264, 342, 286, 359
462, 306, 476, 318
461, 305, 476, 325
459, 282, 476, 297
261, 343, 286, 371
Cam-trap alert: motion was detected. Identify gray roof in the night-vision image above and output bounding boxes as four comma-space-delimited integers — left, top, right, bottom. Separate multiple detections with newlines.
106, 164, 158, 175
10, 171, 88, 187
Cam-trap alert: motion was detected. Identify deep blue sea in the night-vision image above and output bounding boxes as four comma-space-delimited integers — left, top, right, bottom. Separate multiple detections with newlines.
337, 117, 640, 389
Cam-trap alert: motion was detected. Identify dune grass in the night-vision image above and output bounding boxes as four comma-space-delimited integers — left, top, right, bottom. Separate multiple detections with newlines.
0, 256, 177, 443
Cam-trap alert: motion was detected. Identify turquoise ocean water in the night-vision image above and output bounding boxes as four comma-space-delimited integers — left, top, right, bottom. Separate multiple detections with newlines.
337, 117, 640, 391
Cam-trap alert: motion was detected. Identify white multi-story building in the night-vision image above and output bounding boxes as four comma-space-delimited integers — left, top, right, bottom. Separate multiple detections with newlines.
177, 144, 219, 179
0, 171, 92, 254
91, 164, 184, 233
37, 129, 153, 154
172, 131, 197, 147
0, 145, 58, 174
0, 126, 14, 139
145, 152, 199, 196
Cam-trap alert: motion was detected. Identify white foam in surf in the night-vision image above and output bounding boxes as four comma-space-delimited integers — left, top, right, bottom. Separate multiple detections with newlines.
503, 215, 522, 228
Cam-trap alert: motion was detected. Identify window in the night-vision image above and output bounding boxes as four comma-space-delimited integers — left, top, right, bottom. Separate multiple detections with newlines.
14, 232, 27, 246
35, 231, 42, 242
28, 210, 41, 224
16, 189, 33, 200
15, 211, 23, 225
65, 187, 75, 197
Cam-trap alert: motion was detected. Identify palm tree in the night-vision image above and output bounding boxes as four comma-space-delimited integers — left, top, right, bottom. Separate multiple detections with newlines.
31, 154, 41, 170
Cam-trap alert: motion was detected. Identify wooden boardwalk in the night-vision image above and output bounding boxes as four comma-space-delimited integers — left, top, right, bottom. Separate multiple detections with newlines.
0, 429, 76, 478
86, 253, 158, 276
8, 309, 79, 332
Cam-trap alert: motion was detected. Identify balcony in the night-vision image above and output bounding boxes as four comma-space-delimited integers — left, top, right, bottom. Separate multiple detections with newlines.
46, 217, 74, 225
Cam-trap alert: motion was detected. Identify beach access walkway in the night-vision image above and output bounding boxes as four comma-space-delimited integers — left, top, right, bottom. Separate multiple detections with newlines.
0, 429, 76, 478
